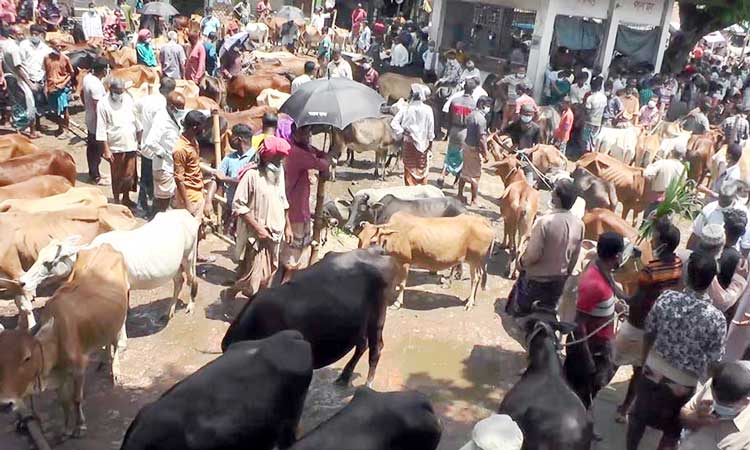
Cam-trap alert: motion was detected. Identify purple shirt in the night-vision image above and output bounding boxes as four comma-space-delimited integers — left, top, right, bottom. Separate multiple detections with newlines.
284, 142, 329, 224
276, 115, 294, 142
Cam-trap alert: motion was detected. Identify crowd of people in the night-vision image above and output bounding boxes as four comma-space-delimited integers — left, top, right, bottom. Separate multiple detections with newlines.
3, 0, 750, 448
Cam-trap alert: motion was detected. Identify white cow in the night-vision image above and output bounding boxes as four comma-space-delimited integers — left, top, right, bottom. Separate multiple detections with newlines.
20, 210, 200, 332
245, 22, 270, 47
596, 126, 639, 165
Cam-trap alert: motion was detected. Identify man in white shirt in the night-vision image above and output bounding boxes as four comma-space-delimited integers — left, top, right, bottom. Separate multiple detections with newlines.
688, 180, 750, 256
83, 58, 109, 184
142, 91, 185, 213
389, 36, 409, 68
712, 143, 746, 195
422, 40, 439, 81
310, 6, 330, 30
569, 72, 590, 104
81, 3, 103, 41
292, 61, 315, 94
96, 78, 141, 207
643, 143, 687, 216
584, 76, 607, 152
357, 21, 371, 53
326, 49, 352, 79
460, 59, 481, 85
1, 26, 37, 138
19, 25, 51, 136
134, 77, 176, 215
390, 84, 435, 185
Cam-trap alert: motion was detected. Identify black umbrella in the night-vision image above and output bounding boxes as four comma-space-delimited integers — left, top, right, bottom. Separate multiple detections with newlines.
140, 1, 179, 17
275, 5, 305, 21
279, 77, 385, 129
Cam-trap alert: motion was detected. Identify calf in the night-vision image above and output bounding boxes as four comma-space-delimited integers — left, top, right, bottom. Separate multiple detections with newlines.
20, 210, 200, 327
577, 152, 646, 224
0, 150, 77, 187
342, 184, 445, 233
492, 155, 540, 278
570, 166, 618, 211
358, 213, 494, 310
222, 247, 395, 386
0, 175, 72, 202
370, 194, 466, 225
121, 331, 312, 450
290, 388, 442, 450
498, 319, 593, 450
0, 244, 129, 437
330, 117, 400, 181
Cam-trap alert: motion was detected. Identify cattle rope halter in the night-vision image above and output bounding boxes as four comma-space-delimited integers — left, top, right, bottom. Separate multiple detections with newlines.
562, 309, 627, 347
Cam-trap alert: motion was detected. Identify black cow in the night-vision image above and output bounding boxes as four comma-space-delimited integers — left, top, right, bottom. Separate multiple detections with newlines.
370, 194, 466, 225
570, 167, 619, 212
222, 247, 396, 386
120, 330, 313, 450
290, 387, 442, 450
498, 318, 593, 450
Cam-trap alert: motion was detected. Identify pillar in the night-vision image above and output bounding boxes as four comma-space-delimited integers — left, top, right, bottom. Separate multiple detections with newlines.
653, 0, 674, 73
429, 0, 447, 47
529, 0, 556, 101
599, 0, 620, 78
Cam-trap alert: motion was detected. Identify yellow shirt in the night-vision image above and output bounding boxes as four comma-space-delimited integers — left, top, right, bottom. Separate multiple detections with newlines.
251, 133, 273, 152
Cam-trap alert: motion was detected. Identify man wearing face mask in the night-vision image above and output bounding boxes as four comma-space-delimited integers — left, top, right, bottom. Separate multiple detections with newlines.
627, 251, 727, 450
583, 76, 607, 152
19, 25, 52, 136
438, 77, 477, 187
504, 103, 540, 151
97, 77, 141, 207
614, 218, 682, 422
142, 91, 185, 215
564, 231, 625, 409
643, 143, 687, 217
81, 3, 104, 42
280, 124, 330, 283
359, 60, 379, 90
459, 95, 491, 205
499, 63, 527, 130
211, 124, 256, 235
679, 360, 750, 450
460, 59, 480, 84
422, 40, 439, 82
42, 39, 73, 137
136, 29, 157, 68
640, 97, 661, 129
173, 110, 209, 219
392, 84, 434, 186
224, 136, 291, 302
620, 84, 640, 125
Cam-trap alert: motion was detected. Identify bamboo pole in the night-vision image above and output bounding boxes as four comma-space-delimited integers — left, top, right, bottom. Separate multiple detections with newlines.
308, 131, 329, 265
211, 109, 222, 167
20, 416, 52, 450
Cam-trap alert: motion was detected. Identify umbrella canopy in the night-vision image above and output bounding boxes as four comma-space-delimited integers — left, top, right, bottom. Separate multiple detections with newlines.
219, 31, 251, 58
275, 5, 305, 21
140, 1, 179, 17
279, 77, 385, 129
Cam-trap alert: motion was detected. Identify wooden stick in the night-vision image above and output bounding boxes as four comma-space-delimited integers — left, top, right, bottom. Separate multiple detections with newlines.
211, 109, 222, 168
24, 417, 52, 450
308, 131, 329, 265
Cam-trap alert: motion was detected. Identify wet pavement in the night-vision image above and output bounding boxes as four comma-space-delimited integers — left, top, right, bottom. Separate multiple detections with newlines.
0, 110, 663, 449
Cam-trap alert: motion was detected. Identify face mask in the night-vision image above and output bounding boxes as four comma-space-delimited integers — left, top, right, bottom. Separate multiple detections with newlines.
520, 115, 532, 123
110, 92, 123, 103
30, 36, 41, 45
516, 73, 526, 79
712, 400, 747, 418
466, 64, 475, 70
172, 108, 186, 123
648, 100, 657, 108
146, 38, 152, 44
266, 161, 281, 173
481, 106, 491, 115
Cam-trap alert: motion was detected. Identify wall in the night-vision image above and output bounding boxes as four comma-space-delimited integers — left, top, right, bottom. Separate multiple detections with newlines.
554, 0, 608, 19
616, 0, 664, 27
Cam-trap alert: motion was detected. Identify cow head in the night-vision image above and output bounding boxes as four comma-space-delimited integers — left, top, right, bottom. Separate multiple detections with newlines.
343, 192, 375, 234
357, 223, 399, 249
20, 236, 82, 295
0, 319, 55, 412
523, 317, 576, 367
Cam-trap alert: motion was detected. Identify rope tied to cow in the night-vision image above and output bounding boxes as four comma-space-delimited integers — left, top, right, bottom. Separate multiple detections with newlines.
561, 305, 628, 348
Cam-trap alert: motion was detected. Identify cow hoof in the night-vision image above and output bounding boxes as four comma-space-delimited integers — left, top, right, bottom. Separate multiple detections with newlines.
464, 302, 474, 311
388, 304, 402, 311
184, 303, 194, 315
333, 376, 351, 387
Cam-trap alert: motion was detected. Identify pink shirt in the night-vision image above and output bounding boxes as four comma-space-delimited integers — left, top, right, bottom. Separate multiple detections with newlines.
284, 142, 329, 224
515, 94, 538, 115
555, 108, 574, 142
0, 0, 16, 23
185, 42, 206, 84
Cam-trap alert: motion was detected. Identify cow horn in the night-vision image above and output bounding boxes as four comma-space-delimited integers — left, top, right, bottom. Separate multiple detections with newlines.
347, 187, 355, 198
0, 277, 23, 295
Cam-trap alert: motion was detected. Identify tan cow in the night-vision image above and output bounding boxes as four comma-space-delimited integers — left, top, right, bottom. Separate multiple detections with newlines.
226, 74, 292, 110
358, 212, 494, 310
0, 244, 128, 437
0, 134, 40, 162
108, 65, 160, 91
0, 150, 77, 187
378, 72, 425, 104
686, 130, 721, 186
0, 175, 73, 202
577, 152, 646, 225
256, 88, 291, 110
0, 187, 107, 213
526, 144, 568, 175
105, 46, 137, 68
0, 205, 137, 330
491, 154, 541, 278
596, 126, 639, 165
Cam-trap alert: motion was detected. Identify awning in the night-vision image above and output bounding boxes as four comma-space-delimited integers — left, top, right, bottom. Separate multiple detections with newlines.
703, 31, 726, 44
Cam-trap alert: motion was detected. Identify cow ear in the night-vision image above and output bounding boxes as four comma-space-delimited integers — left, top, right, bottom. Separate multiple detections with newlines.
551, 320, 577, 335
31, 317, 54, 339
370, 202, 384, 212
338, 199, 351, 207
581, 240, 596, 251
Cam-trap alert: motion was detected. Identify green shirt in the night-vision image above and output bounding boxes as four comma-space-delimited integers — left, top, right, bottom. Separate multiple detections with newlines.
136, 42, 157, 67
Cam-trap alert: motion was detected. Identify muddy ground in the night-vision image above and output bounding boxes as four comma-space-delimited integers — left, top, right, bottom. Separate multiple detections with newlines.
0, 104, 665, 450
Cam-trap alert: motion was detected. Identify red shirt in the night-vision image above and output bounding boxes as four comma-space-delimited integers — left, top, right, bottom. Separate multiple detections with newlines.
577, 264, 615, 340
284, 142, 329, 224
554, 107, 574, 143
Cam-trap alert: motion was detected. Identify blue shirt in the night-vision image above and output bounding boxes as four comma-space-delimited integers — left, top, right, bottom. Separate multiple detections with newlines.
219, 150, 255, 207
200, 16, 221, 37
203, 41, 218, 76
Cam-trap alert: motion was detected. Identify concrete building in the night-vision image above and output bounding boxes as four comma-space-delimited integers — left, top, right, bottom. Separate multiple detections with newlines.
428, 0, 674, 99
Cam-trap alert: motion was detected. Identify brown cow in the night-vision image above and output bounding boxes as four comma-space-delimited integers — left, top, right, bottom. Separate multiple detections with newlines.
686, 130, 721, 186
0, 150, 76, 187
0, 205, 136, 330
492, 155, 540, 278
0, 244, 129, 437
0, 175, 72, 202
105, 46, 137, 68
199, 76, 226, 107
358, 212, 494, 310
226, 74, 292, 110
0, 134, 40, 162
577, 152, 646, 225
0, 186, 107, 213
108, 65, 160, 90
185, 95, 220, 110
378, 72, 425, 104
330, 117, 400, 180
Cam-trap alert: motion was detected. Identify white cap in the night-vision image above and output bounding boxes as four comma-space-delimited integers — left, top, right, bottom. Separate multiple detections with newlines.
458, 415, 523, 450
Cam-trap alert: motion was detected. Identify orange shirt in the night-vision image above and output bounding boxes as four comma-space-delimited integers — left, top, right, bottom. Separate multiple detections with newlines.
172, 135, 204, 194
43, 52, 73, 92
555, 108, 574, 143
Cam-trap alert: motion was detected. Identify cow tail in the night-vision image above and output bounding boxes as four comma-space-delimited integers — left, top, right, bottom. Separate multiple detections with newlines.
607, 182, 619, 212
189, 231, 199, 300
482, 235, 495, 290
